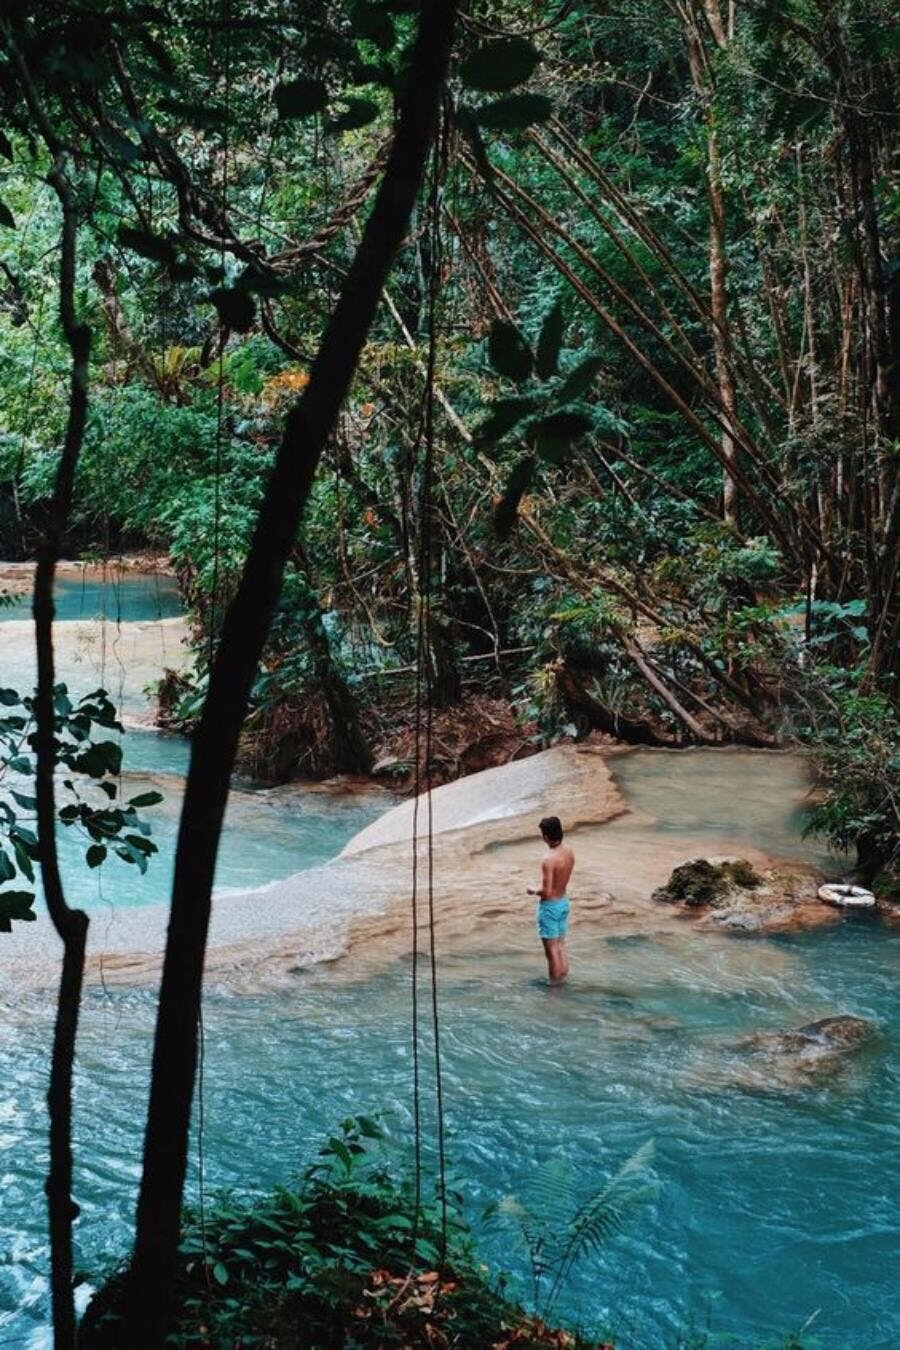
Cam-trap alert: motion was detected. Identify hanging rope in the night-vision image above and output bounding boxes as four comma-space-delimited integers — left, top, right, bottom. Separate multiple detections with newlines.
409, 113, 450, 1264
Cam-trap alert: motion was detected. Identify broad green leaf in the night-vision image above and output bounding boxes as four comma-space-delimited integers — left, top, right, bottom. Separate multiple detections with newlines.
0, 891, 36, 922
327, 1137, 353, 1173
328, 98, 380, 133
212, 1261, 229, 1286
488, 320, 533, 383
473, 396, 537, 446
210, 287, 256, 333
8, 756, 33, 775
557, 355, 603, 404
127, 791, 164, 808
494, 455, 535, 538
0, 200, 15, 230
350, 0, 395, 49
460, 37, 541, 93
0, 689, 21, 706
478, 93, 553, 132
0, 852, 15, 883
532, 410, 593, 462
274, 78, 328, 120
13, 841, 35, 883
86, 844, 107, 868
536, 300, 564, 380
10, 790, 35, 810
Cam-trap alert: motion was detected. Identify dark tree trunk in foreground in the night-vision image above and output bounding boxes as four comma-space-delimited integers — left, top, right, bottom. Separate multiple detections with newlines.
2, 27, 94, 1346
35, 174, 92, 1350
122, 4, 458, 1344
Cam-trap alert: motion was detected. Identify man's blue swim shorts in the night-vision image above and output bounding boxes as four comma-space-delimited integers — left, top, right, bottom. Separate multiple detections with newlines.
537, 898, 570, 939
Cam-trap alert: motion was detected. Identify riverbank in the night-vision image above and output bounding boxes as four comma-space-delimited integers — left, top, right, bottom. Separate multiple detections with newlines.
2, 743, 852, 997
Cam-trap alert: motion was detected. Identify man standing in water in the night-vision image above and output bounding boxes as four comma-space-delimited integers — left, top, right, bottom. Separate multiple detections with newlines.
527, 816, 574, 983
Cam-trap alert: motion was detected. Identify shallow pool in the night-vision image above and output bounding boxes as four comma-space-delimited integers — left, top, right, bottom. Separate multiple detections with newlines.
2, 917, 898, 1349
0, 570, 181, 624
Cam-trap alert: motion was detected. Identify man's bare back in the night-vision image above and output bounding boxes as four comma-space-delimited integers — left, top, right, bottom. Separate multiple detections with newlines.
526, 816, 574, 982
539, 840, 574, 899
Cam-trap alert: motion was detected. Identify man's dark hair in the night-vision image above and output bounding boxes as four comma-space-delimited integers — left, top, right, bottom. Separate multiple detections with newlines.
539, 815, 563, 843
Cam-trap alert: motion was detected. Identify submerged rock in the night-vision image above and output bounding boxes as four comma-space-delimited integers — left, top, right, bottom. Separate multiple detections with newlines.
734, 1015, 878, 1087
682, 1015, 880, 1096
744, 1015, 876, 1059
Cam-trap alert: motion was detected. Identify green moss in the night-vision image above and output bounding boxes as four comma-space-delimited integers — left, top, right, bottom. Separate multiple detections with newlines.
652, 858, 762, 907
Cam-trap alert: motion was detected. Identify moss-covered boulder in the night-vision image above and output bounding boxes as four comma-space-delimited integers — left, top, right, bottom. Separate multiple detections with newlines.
652, 858, 762, 907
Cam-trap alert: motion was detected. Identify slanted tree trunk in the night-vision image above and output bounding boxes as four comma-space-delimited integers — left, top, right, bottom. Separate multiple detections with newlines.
681, 0, 741, 526
121, 5, 458, 1344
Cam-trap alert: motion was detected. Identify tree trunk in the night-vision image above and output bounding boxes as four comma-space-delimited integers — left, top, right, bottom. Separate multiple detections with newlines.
121, 5, 458, 1344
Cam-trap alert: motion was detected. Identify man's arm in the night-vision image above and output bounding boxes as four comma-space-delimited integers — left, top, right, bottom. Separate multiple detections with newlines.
527, 858, 553, 898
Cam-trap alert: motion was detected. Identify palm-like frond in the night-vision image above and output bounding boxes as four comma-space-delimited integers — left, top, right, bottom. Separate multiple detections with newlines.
489, 1142, 657, 1316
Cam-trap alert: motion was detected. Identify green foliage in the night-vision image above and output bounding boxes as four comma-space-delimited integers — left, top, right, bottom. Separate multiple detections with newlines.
488, 1141, 657, 1320
797, 668, 899, 879
0, 684, 162, 931
81, 1118, 605, 1349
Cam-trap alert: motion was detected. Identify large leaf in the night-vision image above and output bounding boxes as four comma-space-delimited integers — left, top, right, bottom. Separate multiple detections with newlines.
0, 891, 36, 925
477, 93, 553, 132
350, 0, 396, 49
536, 301, 564, 380
473, 396, 538, 446
460, 37, 541, 93
0, 132, 13, 161
210, 287, 257, 333
274, 78, 328, 120
93, 125, 143, 163
557, 355, 603, 404
327, 98, 380, 133
488, 320, 533, 383
532, 410, 593, 463
494, 455, 535, 538
0, 200, 15, 230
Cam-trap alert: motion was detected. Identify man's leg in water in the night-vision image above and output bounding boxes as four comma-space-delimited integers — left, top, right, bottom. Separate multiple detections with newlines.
541, 938, 565, 982
558, 937, 570, 978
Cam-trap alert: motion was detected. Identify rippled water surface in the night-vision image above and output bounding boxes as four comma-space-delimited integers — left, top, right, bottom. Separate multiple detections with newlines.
3, 919, 899, 1349
0, 573, 897, 1346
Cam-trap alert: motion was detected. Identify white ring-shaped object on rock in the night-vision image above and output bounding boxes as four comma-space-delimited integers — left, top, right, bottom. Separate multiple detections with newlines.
817, 883, 876, 908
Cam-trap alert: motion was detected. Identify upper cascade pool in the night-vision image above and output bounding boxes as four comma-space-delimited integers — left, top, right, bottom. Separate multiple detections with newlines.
0, 563, 182, 624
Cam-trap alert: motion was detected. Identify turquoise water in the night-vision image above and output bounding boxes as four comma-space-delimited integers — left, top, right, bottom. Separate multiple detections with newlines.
2, 920, 898, 1348
0, 567, 896, 1346
51, 730, 384, 910
1, 571, 181, 623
